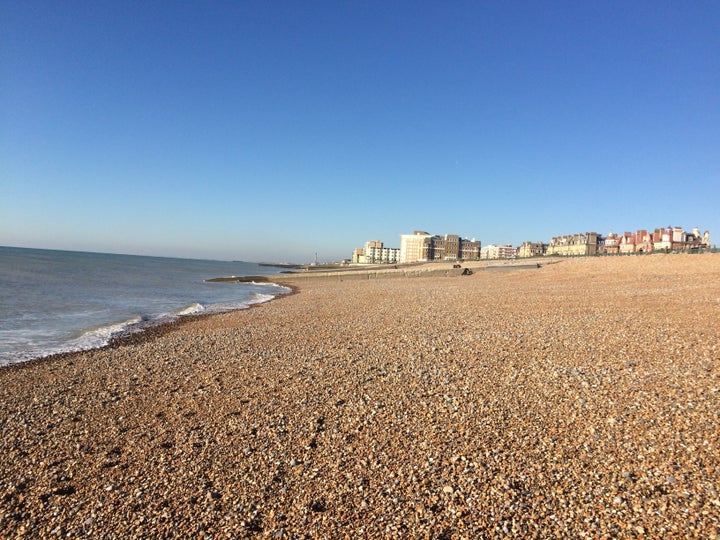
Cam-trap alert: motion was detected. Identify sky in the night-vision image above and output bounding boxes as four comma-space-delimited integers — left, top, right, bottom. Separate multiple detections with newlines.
2, 1, 719, 263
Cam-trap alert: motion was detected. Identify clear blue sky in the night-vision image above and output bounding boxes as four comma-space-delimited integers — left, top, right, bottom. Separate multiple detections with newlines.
2, 1, 718, 262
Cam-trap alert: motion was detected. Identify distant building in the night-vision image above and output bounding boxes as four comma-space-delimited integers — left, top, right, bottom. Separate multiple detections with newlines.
481, 244, 516, 260
618, 232, 636, 254
357, 225, 710, 265
518, 241, 547, 258
555, 226, 712, 256
672, 227, 684, 248
635, 230, 653, 253
652, 228, 672, 251
365, 241, 399, 264
701, 229, 711, 249
351, 247, 365, 264
400, 231, 480, 263
602, 233, 620, 254
459, 237, 482, 260
546, 232, 601, 256
352, 240, 399, 264
400, 231, 433, 263
682, 227, 710, 251
430, 234, 481, 261
433, 234, 460, 261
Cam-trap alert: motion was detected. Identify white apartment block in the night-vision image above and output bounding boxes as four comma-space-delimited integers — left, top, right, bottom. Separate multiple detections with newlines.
352, 240, 400, 264
481, 244, 516, 260
365, 245, 400, 264
399, 232, 432, 263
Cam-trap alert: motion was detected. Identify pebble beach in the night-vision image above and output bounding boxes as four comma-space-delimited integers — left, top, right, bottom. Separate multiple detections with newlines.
1, 254, 719, 538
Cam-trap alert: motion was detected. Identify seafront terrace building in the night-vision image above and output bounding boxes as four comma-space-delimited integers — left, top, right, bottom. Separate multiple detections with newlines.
459, 237, 482, 260
542, 226, 710, 256
429, 234, 481, 261
610, 227, 710, 254
518, 241, 547, 258
400, 231, 481, 263
652, 228, 673, 251
602, 233, 620, 254
358, 225, 710, 265
546, 232, 601, 256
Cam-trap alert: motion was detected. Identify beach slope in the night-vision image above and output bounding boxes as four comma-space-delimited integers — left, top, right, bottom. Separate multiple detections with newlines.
1, 254, 719, 538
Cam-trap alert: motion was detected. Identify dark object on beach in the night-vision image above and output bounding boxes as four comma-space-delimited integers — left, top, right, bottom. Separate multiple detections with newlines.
453, 264, 462, 268
462, 268, 473, 275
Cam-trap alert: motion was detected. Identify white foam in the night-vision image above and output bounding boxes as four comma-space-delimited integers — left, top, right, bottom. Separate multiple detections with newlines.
0, 316, 145, 366
177, 303, 205, 316
270, 284, 292, 294
1, 283, 292, 367
247, 293, 276, 305
249, 281, 292, 293
68, 316, 145, 350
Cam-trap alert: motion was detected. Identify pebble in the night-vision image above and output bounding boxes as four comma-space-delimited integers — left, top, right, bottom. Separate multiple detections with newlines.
1, 255, 719, 538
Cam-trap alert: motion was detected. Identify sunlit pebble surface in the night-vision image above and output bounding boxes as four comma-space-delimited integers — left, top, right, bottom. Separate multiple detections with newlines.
1, 255, 719, 538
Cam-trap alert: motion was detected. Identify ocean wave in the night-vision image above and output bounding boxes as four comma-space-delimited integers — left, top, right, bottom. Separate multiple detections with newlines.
1, 282, 291, 367
249, 281, 292, 293
176, 302, 205, 316
200, 288, 288, 314
0, 316, 145, 366
70, 316, 145, 349
247, 292, 277, 305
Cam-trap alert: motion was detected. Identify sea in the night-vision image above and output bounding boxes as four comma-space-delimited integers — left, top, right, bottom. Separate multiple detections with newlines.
0, 246, 291, 366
